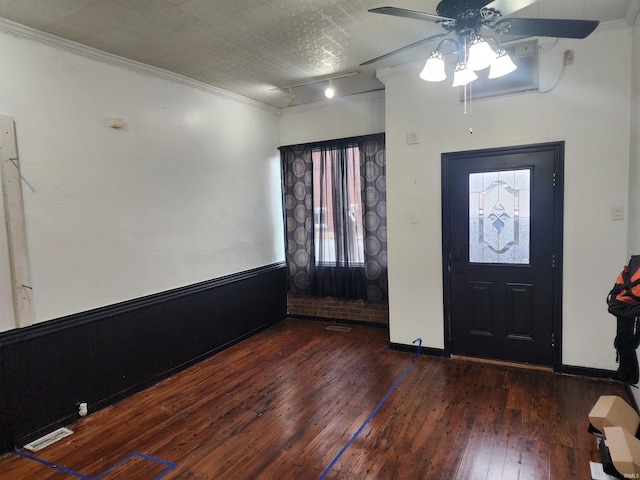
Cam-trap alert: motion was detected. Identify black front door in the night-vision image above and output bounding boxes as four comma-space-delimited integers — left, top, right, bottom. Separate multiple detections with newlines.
442, 142, 563, 367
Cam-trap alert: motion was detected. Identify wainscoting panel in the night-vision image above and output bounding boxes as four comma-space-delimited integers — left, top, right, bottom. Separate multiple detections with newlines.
0, 263, 286, 452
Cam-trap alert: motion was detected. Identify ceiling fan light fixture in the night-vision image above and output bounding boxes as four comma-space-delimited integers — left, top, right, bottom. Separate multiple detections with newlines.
325, 79, 335, 99
419, 50, 446, 82
366, 4, 600, 98
452, 61, 478, 87
467, 35, 496, 71
488, 48, 518, 79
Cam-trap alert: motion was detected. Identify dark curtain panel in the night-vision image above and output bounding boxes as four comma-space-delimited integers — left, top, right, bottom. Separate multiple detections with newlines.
360, 133, 387, 301
281, 144, 315, 294
280, 133, 387, 301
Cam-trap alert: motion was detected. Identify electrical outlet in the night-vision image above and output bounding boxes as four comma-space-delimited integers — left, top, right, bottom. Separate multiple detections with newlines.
563, 50, 574, 65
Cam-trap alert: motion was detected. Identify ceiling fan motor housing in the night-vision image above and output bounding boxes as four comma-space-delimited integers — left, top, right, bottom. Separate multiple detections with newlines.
436, 0, 503, 36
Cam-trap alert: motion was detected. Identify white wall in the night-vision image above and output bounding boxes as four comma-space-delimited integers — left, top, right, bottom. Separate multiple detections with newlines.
0, 26, 284, 330
383, 22, 632, 370
628, 16, 640, 405
278, 91, 385, 146
629, 20, 640, 254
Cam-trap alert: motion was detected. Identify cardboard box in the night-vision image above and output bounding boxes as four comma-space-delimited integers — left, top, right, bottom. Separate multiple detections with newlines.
589, 396, 640, 435
604, 426, 640, 478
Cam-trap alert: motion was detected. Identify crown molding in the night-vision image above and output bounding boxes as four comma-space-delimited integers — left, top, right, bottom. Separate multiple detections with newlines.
598, 18, 633, 32
376, 68, 392, 86
628, 0, 640, 25
0, 16, 277, 114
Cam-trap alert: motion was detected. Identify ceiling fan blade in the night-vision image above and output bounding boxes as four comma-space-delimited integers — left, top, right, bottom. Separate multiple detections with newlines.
360, 34, 446, 66
483, 0, 538, 17
368, 6, 452, 23
493, 18, 599, 39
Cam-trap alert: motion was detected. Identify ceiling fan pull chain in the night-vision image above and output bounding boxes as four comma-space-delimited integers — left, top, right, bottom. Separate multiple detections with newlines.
464, 83, 468, 115
466, 83, 474, 134
463, 37, 469, 117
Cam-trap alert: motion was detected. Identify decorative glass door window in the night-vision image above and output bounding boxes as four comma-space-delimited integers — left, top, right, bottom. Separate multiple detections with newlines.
469, 169, 530, 264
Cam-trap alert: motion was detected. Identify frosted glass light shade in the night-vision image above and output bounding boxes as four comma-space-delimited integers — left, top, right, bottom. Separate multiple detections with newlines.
419, 51, 446, 82
467, 35, 496, 71
452, 62, 478, 87
488, 49, 517, 79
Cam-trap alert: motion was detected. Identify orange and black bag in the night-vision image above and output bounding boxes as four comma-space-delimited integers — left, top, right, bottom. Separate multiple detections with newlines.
608, 255, 640, 309
607, 256, 640, 385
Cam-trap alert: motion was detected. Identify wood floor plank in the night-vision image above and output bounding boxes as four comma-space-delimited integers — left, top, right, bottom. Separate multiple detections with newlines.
453, 385, 508, 480
0, 319, 633, 480
519, 438, 550, 480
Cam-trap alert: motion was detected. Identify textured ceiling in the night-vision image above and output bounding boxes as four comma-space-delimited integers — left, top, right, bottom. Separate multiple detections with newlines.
0, 0, 636, 108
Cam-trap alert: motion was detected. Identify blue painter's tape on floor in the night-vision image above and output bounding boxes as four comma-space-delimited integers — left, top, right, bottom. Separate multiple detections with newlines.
94, 452, 178, 480
317, 337, 423, 480
14, 449, 178, 479
13, 450, 93, 480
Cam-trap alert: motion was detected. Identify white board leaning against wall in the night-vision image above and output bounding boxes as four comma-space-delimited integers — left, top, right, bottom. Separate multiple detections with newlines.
0, 115, 33, 331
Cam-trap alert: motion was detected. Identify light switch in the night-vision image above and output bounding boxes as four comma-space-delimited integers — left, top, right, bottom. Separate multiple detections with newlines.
612, 205, 624, 221
411, 211, 419, 224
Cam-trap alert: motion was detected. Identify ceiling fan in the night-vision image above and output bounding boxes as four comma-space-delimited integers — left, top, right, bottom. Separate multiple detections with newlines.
362, 0, 599, 85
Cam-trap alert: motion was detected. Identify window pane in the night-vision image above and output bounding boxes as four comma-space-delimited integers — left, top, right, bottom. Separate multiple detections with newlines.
312, 147, 364, 265
469, 169, 530, 264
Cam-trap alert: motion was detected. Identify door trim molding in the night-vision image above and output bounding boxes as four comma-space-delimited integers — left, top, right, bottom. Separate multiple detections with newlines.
441, 141, 564, 370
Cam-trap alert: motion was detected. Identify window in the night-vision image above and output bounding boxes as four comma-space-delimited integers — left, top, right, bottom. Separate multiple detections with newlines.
312, 146, 364, 265
469, 169, 530, 264
280, 133, 387, 300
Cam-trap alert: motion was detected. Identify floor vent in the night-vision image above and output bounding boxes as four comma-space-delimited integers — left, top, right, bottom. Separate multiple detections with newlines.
24, 427, 73, 452
326, 325, 351, 332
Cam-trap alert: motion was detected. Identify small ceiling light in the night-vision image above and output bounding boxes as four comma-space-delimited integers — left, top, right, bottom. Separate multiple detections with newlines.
419, 50, 446, 82
488, 48, 518, 79
467, 35, 496, 71
452, 61, 478, 87
325, 79, 335, 99
275, 71, 358, 102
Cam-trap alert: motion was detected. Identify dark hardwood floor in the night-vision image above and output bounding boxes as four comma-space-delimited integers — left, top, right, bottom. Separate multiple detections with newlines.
0, 319, 631, 479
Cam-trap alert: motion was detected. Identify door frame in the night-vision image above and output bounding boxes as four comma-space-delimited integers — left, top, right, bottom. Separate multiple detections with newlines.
441, 141, 564, 370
